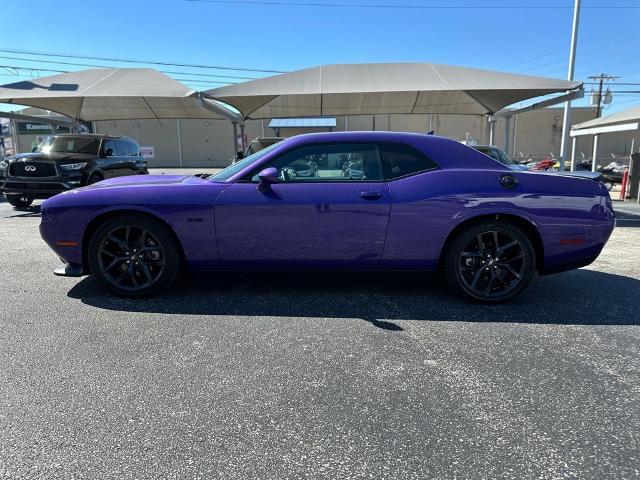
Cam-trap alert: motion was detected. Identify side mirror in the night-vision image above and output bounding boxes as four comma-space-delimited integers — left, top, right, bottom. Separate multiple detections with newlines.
257, 167, 279, 191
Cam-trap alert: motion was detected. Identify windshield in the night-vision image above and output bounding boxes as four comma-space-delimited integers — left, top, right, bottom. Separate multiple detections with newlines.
211, 142, 282, 182
49, 136, 101, 155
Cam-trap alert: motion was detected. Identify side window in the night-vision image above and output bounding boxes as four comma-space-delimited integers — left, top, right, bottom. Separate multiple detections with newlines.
115, 140, 129, 156
128, 141, 139, 157
379, 143, 438, 179
102, 139, 118, 157
245, 143, 383, 182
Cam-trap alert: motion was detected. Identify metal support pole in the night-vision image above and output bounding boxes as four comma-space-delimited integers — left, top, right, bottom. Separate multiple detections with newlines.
10, 119, 18, 154
570, 136, 578, 171
239, 124, 246, 154
512, 114, 518, 157
488, 116, 496, 145
176, 119, 183, 167
232, 121, 238, 163
504, 115, 512, 153
558, 0, 581, 172
591, 134, 599, 172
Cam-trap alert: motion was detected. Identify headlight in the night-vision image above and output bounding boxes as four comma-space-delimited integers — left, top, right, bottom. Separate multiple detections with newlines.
0, 161, 7, 173
60, 162, 87, 171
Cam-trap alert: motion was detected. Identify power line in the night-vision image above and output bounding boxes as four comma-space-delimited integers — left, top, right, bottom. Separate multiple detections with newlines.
0, 55, 256, 80
185, 0, 640, 8
0, 48, 287, 74
0, 65, 237, 86
0, 55, 260, 80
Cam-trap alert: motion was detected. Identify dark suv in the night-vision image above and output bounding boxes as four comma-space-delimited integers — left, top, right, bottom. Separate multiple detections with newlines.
0, 134, 147, 208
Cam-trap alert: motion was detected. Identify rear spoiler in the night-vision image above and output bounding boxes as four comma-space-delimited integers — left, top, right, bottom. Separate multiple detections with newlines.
554, 171, 603, 181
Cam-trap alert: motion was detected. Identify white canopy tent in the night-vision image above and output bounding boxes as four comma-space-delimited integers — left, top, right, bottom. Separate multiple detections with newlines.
570, 105, 640, 171
0, 64, 583, 160
0, 68, 241, 122
0, 68, 245, 156
206, 62, 582, 120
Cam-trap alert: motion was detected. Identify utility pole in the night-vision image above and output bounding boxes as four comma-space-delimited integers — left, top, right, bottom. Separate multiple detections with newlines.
587, 74, 617, 173
588, 74, 618, 117
559, 0, 581, 172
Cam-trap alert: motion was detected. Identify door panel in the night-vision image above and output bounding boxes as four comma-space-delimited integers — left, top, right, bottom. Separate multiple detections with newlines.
214, 182, 391, 267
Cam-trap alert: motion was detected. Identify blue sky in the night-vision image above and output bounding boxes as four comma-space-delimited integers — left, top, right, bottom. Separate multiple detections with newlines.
1, 0, 638, 114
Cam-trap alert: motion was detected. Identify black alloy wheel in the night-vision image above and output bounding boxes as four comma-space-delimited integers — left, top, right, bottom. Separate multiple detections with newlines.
6, 194, 34, 209
445, 221, 535, 303
88, 215, 181, 297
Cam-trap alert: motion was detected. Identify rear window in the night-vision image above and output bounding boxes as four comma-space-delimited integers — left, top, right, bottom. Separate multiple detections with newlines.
379, 143, 438, 179
49, 136, 101, 155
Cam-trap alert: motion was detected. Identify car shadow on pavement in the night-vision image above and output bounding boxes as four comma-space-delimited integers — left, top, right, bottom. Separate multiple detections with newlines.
4, 205, 41, 218
67, 268, 640, 329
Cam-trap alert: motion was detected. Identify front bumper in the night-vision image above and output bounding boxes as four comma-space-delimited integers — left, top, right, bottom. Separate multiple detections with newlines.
1, 175, 82, 198
54, 263, 85, 277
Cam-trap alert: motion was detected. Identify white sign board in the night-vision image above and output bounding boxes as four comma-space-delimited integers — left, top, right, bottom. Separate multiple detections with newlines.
140, 146, 155, 159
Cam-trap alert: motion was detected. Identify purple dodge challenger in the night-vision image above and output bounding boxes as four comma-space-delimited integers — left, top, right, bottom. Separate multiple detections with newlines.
39, 131, 615, 303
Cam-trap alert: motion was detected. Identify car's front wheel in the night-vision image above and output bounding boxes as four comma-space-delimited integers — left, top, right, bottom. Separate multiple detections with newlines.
6, 194, 34, 209
444, 220, 536, 303
88, 215, 181, 297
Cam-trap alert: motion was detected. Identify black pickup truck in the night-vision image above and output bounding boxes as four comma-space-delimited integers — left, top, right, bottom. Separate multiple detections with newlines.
0, 133, 147, 208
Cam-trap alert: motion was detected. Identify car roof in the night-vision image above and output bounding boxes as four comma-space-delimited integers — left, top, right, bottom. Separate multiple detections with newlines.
285, 131, 433, 143
55, 133, 137, 142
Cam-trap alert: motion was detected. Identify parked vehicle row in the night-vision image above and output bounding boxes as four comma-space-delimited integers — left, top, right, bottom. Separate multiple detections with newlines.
0, 134, 147, 208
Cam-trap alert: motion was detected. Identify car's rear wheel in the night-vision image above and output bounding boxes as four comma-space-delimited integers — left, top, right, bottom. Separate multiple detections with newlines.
88, 215, 181, 297
6, 194, 34, 209
444, 220, 535, 303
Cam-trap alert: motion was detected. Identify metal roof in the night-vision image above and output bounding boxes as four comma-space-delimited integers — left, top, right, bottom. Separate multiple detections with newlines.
571, 104, 640, 133
206, 62, 582, 119
269, 117, 337, 128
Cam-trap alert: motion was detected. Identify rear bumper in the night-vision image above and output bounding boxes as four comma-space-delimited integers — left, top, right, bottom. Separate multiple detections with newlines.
540, 219, 615, 275
539, 251, 600, 275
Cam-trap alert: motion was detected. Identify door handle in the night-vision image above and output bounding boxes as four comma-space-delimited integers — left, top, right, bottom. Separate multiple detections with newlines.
360, 191, 383, 200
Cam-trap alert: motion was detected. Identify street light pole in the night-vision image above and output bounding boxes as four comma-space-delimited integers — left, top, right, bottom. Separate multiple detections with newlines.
559, 0, 581, 171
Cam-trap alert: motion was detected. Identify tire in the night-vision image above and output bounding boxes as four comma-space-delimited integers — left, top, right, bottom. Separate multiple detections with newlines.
443, 220, 536, 303
88, 215, 182, 297
6, 194, 34, 209
87, 173, 104, 185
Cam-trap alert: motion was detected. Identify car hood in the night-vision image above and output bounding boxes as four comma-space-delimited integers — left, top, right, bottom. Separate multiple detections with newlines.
84, 174, 220, 189
10, 152, 96, 163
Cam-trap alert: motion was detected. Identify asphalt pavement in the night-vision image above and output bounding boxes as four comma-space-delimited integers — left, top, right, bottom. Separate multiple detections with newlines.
0, 198, 639, 479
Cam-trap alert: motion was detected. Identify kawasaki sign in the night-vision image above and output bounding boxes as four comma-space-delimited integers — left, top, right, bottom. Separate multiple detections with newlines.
17, 122, 70, 134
